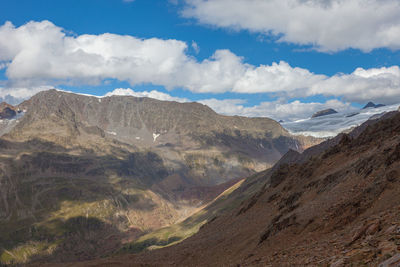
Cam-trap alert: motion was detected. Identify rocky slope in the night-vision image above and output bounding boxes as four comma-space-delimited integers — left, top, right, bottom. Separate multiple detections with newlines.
0, 106, 16, 119
0, 89, 319, 264
75, 108, 400, 266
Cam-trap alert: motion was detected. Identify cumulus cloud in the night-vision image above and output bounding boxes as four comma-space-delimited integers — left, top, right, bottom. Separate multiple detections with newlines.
0, 20, 400, 104
233, 61, 326, 94
310, 66, 400, 104
0, 21, 248, 93
104, 88, 189, 102
182, 0, 400, 52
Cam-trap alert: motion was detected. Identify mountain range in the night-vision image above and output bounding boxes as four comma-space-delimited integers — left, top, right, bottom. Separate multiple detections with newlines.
0, 89, 399, 266
66, 105, 400, 266
0, 89, 320, 264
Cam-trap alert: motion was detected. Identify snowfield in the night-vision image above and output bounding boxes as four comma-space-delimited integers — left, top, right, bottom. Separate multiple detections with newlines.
282, 104, 400, 138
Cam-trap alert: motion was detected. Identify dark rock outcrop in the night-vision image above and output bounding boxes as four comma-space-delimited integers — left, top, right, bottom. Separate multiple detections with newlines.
0, 104, 17, 119
311, 108, 338, 118
362, 101, 385, 109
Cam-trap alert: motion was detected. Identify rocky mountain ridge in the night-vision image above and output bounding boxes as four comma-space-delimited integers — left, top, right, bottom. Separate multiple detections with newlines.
363, 101, 385, 109
0, 89, 321, 264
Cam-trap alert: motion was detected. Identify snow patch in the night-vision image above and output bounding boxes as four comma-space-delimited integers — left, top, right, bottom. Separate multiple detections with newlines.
153, 133, 160, 142
106, 131, 117, 136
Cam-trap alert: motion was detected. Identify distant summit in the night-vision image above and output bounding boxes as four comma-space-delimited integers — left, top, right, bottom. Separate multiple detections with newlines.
0, 102, 17, 119
311, 108, 338, 118
362, 102, 385, 109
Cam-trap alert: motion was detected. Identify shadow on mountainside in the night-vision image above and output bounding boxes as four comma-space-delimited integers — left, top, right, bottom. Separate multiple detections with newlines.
0, 137, 244, 265
0, 138, 173, 264
0, 216, 128, 265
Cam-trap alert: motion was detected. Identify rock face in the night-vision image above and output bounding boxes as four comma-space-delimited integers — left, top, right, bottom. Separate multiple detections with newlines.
0, 103, 17, 119
363, 101, 385, 109
0, 103, 21, 136
0, 89, 321, 264
85, 110, 400, 266
311, 108, 338, 118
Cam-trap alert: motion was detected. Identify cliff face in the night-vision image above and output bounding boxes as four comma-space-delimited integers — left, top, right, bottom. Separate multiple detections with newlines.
0, 89, 320, 264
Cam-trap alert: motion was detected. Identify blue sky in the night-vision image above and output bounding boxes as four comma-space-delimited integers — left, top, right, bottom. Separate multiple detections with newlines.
0, 0, 400, 121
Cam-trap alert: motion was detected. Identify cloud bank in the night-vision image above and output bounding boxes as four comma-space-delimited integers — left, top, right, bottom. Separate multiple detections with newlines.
0, 20, 400, 105
182, 0, 400, 52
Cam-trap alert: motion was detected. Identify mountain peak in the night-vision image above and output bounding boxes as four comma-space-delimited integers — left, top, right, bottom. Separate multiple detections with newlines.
311, 108, 338, 118
0, 102, 18, 119
362, 101, 385, 109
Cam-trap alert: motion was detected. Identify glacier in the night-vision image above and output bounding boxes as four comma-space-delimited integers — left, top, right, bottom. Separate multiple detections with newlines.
282, 104, 400, 138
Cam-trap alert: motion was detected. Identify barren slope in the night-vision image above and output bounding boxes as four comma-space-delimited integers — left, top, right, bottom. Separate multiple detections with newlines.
71, 110, 400, 266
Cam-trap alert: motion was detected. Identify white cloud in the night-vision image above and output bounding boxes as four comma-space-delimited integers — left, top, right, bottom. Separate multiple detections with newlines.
310, 66, 400, 104
182, 0, 400, 52
105, 88, 189, 102
0, 21, 247, 93
0, 20, 400, 105
191, 40, 200, 54
233, 61, 326, 94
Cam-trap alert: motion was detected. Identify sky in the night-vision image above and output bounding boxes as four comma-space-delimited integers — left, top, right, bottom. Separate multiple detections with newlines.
0, 0, 400, 121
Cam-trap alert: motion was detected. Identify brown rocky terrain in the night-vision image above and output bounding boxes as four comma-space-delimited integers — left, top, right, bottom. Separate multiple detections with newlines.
0, 104, 17, 119
65, 108, 400, 266
0, 89, 320, 264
